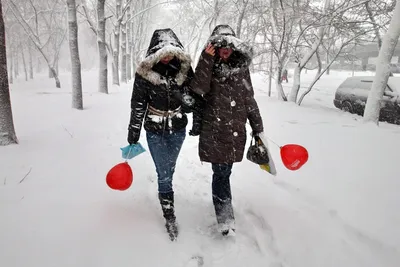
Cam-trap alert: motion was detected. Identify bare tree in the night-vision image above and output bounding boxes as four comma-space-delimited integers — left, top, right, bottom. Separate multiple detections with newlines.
126, 2, 132, 81
81, 0, 153, 91
131, 0, 153, 69
97, 0, 108, 94
269, 0, 295, 101
289, 0, 331, 103
28, 42, 34, 79
121, 15, 127, 83
298, 29, 374, 105
8, 46, 13, 84
0, 0, 18, 146
112, 0, 122, 86
363, 0, 400, 124
365, 1, 382, 49
364, 0, 395, 76
7, 0, 67, 88
236, 0, 249, 39
67, 0, 83, 110
109, 0, 134, 85
20, 43, 28, 81
287, 0, 376, 103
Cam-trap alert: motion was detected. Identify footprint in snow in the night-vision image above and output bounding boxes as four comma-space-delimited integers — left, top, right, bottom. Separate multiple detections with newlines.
184, 255, 204, 267
243, 209, 281, 257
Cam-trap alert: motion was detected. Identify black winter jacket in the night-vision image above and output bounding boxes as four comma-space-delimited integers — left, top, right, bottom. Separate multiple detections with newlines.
128, 28, 200, 143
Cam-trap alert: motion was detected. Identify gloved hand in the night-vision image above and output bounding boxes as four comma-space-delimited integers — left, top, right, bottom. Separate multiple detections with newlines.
189, 123, 201, 136
251, 131, 261, 143
182, 93, 195, 107
127, 130, 139, 145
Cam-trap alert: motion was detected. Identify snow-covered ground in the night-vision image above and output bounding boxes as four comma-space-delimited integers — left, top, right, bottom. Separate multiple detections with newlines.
1, 69, 399, 267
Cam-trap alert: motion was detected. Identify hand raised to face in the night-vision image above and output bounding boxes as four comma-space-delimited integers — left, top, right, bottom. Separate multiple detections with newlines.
205, 44, 216, 56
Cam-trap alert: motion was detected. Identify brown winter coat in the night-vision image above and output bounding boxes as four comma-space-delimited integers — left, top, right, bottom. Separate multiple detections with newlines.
190, 25, 264, 164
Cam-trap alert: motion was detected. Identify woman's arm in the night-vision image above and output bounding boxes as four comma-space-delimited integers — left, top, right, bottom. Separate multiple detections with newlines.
244, 69, 264, 134
189, 45, 216, 95
128, 73, 149, 144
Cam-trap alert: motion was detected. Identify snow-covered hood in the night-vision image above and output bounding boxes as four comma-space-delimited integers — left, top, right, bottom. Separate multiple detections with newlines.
136, 28, 191, 86
206, 25, 253, 72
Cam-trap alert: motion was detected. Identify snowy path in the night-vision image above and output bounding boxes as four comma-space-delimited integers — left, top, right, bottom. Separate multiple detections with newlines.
1, 71, 400, 267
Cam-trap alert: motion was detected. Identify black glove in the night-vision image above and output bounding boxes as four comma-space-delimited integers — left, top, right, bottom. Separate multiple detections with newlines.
251, 131, 261, 142
189, 123, 201, 136
127, 129, 139, 145
182, 93, 195, 107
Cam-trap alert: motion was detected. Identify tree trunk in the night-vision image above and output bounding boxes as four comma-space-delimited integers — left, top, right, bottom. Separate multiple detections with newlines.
21, 45, 28, 81
193, 18, 211, 65
130, 20, 135, 73
275, 63, 287, 101
209, 0, 220, 31
97, 0, 108, 94
268, 48, 273, 97
365, 1, 382, 50
112, 0, 122, 86
126, 3, 132, 81
14, 49, 19, 78
121, 21, 127, 83
236, 0, 248, 39
288, 0, 330, 102
0, 1, 18, 146
363, 0, 400, 125
130, 3, 136, 73
326, 50, 330, 75
49, 64, 60, 88
316, 49, 322, 79
67, 0, 83, 110
28, 43, 33, 79
268, 30, 274, 97
49, 59, 58, 79
49, 66, 54, 78
290, 64, 301, 101
36, 57, 41, 73
8, 0, 62, 88
365, 1, 392, 77
8, 48, 13, 84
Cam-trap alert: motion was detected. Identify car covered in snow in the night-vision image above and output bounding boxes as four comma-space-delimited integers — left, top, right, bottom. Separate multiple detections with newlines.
333, 76, 400, 125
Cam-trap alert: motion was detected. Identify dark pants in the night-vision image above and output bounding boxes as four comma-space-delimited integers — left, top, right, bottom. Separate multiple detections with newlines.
146, 129, 186, 194
212, 163, 234, 225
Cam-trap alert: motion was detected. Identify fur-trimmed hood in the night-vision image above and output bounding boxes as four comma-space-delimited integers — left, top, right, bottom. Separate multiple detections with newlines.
136, 28, 191, 86
206, 25, 253, 74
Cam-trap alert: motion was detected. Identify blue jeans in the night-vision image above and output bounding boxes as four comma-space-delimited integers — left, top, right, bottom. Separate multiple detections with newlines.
212, 163, 234, 225
146, 129, 186, 194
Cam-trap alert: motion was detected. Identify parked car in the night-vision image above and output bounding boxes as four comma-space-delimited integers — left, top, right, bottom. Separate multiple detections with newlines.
333, 76, 400, 125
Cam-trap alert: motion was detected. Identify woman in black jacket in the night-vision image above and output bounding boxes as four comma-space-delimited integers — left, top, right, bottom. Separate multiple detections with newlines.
127, 28, 199, 241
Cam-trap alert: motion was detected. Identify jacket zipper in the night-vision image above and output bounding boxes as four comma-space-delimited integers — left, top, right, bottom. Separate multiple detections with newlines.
162, 78, 171, 140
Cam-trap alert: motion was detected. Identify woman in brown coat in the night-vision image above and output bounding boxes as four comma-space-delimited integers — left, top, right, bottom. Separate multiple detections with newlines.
189, 25, 264, 236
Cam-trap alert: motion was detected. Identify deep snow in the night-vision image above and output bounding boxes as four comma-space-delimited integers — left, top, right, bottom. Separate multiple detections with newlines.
1, 69, 399, 267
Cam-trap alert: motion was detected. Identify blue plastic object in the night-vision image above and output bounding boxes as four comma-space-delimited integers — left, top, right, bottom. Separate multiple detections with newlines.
120, 143, 146, 160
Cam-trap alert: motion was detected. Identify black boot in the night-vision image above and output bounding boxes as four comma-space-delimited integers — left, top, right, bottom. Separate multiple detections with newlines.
212, 164, 236, 236
213, 196, 236, 236
158, 192, 178, 241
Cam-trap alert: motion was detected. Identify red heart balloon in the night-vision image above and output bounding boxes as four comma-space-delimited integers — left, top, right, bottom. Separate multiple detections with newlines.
106, 162, 133, 190
280, 144, 309, 171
